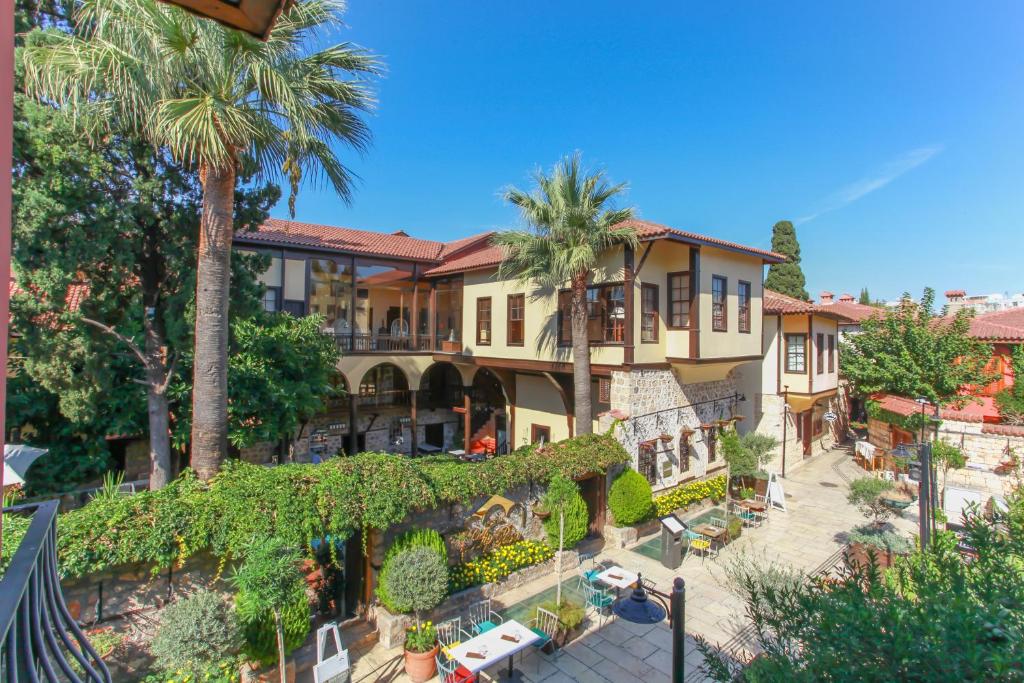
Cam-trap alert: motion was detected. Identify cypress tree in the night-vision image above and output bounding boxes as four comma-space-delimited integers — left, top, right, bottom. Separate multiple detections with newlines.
764, 220, 809, 300
859, 287, 871, 305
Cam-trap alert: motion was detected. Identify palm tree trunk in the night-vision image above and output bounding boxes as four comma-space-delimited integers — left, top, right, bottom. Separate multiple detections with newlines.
570, 275, 593, 435
191, 162, 236, 481
274, 608, 287, 683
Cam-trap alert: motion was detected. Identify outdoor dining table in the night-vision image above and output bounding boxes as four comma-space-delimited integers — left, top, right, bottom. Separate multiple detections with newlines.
594, 565, 639, 592
738, 499, 767, 512
692, 523, 728, 541
448, 619, 540, 680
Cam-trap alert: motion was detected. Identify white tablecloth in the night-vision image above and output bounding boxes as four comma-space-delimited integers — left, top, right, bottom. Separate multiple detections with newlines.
855, 440, 876, 459
449, 619, 540, 674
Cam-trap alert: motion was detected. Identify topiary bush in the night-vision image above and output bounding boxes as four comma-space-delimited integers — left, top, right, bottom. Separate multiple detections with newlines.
150, 589, 242, 677
234, 588, 311, 666
541, 481, 589, 549
381, 546, 449, 621
608, 468, 654, 526
377, 528, 447, 613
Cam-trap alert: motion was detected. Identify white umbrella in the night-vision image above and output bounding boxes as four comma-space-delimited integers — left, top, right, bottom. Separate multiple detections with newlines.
3, 444, 49, 487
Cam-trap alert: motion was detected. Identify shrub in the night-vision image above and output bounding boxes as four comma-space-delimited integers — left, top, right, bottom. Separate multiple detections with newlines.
653, 476, 727, 517
608, 469, 653, 527
449, 539, 553, 592
150, 590, 242, 677
377, 528, 447, 613
847, 525, 914, 554
539, 598, 585, 631
235, 588, 311, 666
381, 546, 449, 620
540, 475, 589, 548
847, 477, 895, 524
727, 515, 743, 541
141, 659, 242, 683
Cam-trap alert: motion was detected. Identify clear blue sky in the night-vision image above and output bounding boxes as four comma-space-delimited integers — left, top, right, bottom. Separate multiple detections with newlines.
272, 0, 1024, 302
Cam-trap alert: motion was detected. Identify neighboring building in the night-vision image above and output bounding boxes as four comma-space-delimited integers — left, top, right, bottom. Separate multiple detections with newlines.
945, 289, 1024, 315
234, 217, 784, 492
735, 289, 852, 475
816, 290, 880, 335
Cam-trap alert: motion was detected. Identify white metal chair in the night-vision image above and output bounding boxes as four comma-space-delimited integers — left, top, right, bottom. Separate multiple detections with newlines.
467, 598, 504, 636
435, 652, 477, 683
581, 581, 615, 627
526, 607, 560, 658
436, 617, 472, 659
754, 494, 770, 524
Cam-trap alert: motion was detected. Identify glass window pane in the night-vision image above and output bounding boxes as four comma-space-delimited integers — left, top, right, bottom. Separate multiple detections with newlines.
283, 258, 306, 301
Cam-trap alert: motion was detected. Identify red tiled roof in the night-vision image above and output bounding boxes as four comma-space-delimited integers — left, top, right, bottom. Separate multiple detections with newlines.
871, 393, 985, 423
763, 289, 814, 314
10, 278, 89, 329
966, 308, 1024, 342
826, 301, 882, 324
239, 218, 452, 261
618, 219, 786, 262
424, 244, 504, 276
838, 293, 855, 302
439, 232, 495, 259
982, 424, 1024, 437
945, 289, 966, 298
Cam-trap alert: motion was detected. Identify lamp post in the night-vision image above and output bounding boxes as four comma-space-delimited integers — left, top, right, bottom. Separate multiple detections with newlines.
612, 575, 685, 683
781, 385, 789, 478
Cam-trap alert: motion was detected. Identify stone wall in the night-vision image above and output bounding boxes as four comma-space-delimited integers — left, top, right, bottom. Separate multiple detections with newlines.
601, 368, 738, 491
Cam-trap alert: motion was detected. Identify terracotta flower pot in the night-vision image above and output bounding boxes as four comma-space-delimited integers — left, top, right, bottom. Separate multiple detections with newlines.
404, 643, 440, 683
846, 542, 897, 571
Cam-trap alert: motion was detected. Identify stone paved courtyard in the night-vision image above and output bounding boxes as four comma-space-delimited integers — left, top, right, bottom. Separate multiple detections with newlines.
303, 446, 917, 682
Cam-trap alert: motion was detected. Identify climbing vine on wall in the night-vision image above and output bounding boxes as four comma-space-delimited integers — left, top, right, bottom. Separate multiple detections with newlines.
1, 433, 628, 579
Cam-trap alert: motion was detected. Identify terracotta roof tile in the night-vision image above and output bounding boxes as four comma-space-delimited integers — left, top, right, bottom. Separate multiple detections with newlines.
763, 289, 815, 314
945, 289, 966, 298
826, 301, 882, 323
619, 219, 786, 262
239, 218, 451, 261
424, 244, 504, 276
871, 393, 986, 422
982, 424, 1024, 437
967, 308, 1024, 342
439, 232, 495, 259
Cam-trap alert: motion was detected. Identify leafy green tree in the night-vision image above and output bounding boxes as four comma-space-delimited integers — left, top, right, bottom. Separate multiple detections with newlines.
380, 546, 449, 626
231, 537, 306, 683
995, 344, 1024, 425
12, 93, 275, 489
847, 477, 896, 525
699, 489, 1024, 681
542, 473, 587, 605
169, 314, 341, 458
840, 288, 995, 405
494, 154, 636, 434
858, 287, 871, 306
764, 221, 808, 300
22, 0, 379, 481
932, 440, 967, 510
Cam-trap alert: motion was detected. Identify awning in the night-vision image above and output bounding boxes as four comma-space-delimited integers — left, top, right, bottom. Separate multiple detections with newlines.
785, 389, 837, 414
3, 444, 49, 487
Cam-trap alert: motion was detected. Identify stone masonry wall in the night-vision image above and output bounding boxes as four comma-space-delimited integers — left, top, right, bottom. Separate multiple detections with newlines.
601, 368, 738, 491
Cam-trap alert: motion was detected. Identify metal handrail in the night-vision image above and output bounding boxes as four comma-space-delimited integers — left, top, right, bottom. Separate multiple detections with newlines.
0, 500, 112, 682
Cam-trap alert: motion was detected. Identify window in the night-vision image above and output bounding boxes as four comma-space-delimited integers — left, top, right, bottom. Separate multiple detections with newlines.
557, 283, 627, 345
641, 284, 659, 342
816, 333, 825, 374
667, 272, 691, 328
738, 281, 752, 333
638, 441, 658, 484
531, 424, 551, 445
476, 297, 492, 345
507, 293, 525, 346
828, 334, 836, 373
660, 457, 674, 479
598, 378, 611, 404
785, 334, 807, 373
712, 275, 727, 331
707, 428, 717, 463
262, 287, 280, 312
678, 433, 691, 472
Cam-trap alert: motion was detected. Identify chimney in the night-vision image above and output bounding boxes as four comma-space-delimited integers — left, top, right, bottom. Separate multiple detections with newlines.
819, 291, 834, 304
838, 293, 855, 303
945, 289, 966, 301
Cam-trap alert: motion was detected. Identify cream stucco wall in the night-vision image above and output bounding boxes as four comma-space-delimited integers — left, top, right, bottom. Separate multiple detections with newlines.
808, 315, 840, 394
459, 248, 626, 367
780, 313, 812, 392
513, 374, 570, 449
698, 249, 764, 360
633, 240, 690, 363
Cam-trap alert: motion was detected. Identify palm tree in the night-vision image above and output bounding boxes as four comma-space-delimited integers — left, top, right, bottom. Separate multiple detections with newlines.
494, 154, 636, 435
23, 0, 378, 480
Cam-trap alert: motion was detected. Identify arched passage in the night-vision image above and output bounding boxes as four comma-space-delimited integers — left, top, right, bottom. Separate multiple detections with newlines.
467, 368, 511, 455
342, 363, 412, 456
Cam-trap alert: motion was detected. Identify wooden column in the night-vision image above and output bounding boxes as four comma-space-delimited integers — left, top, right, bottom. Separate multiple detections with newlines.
623, 246, 635, 365
409, 389, 418, 456
464, 389, 471, 453
348, 394, 359, 455
411, 273, 420, 350
689, 247, 701, 359
429, 285, 437, 351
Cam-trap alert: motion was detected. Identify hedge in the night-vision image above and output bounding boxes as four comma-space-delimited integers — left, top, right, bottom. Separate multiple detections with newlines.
653, 475, 727, 517
608, 468, 654, 526
1, 433, 628, 579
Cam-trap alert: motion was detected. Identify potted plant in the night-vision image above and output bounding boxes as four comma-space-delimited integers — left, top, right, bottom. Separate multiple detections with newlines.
659, 432, 674, 443
380, 546, 449, 682
538, 598, 586, 647
845, 525, 914, 570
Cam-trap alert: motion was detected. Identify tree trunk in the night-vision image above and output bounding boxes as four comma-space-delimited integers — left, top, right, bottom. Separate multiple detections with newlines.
191, 162, 236, 481
555, 508, 564, 606
141, 218, 173, 490
274, 608, 287, 683
570, 275, 593, 435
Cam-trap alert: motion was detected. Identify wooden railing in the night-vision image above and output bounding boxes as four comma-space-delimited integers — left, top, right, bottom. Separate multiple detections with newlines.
327, 332, 462, 354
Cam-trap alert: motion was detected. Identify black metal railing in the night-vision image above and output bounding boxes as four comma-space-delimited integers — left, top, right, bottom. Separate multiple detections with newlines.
0, 500, 111, 682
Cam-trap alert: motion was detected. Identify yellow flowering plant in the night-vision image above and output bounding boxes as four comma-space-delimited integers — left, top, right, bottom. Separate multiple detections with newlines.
405, 620, 437, 653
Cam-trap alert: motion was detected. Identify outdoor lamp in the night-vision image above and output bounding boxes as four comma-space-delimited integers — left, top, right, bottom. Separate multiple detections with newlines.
158, 0, 289, 39
612, 575, 667, 624
612, 575, 686, 683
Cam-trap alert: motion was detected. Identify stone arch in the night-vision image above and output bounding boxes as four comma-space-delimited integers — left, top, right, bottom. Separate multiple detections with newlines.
356, 362, 410, 404
417, 361, 464, 410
